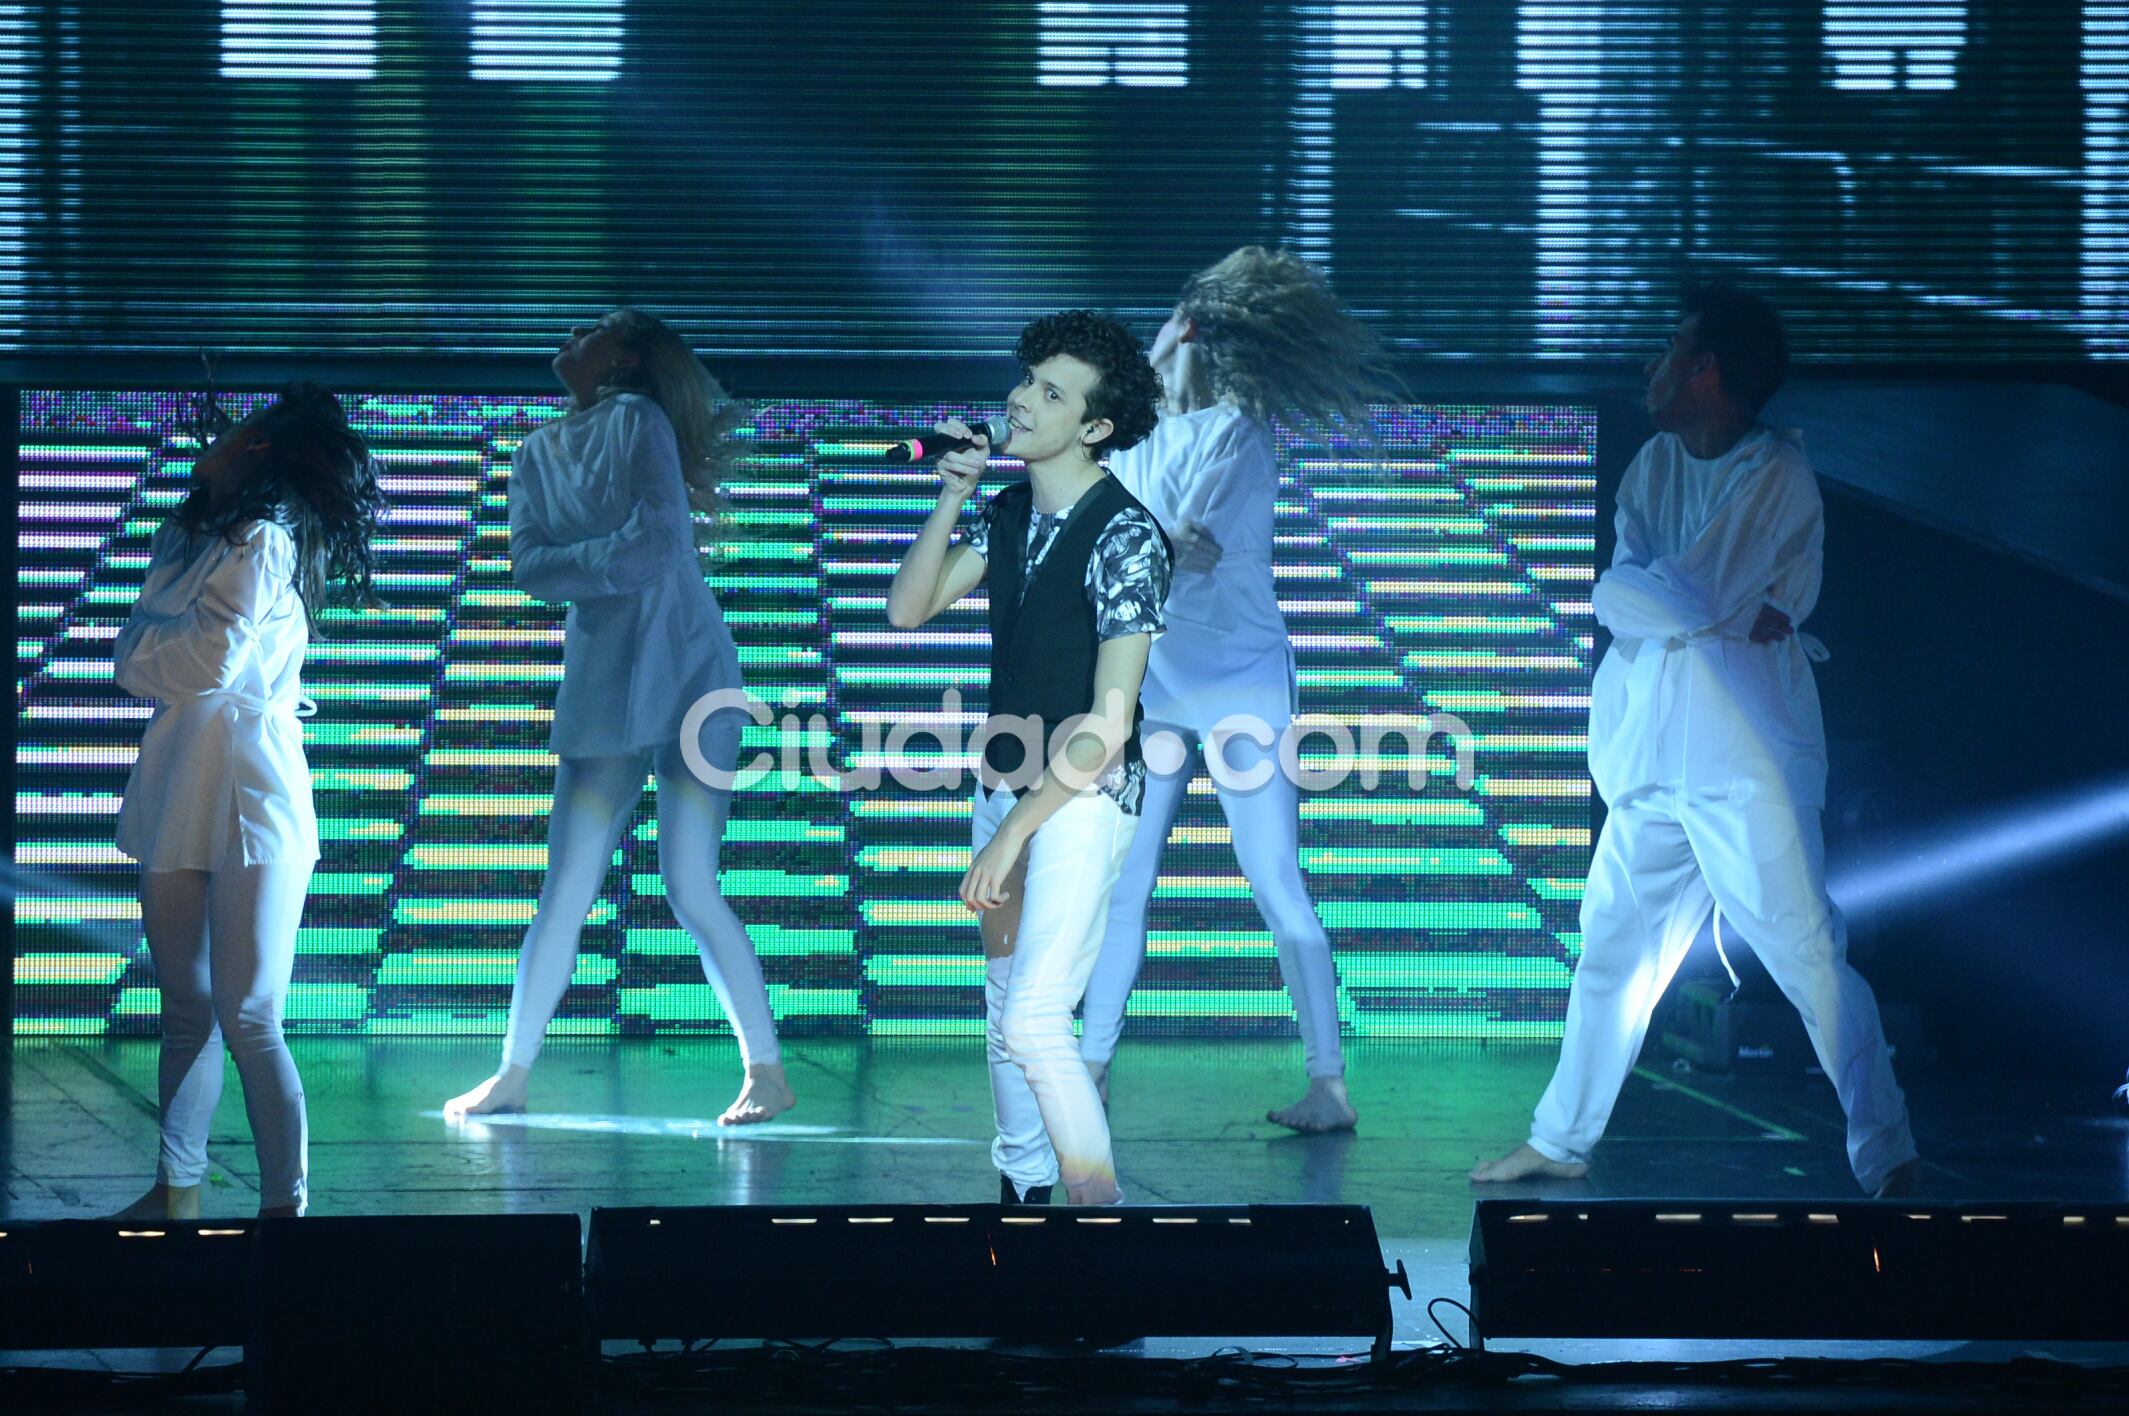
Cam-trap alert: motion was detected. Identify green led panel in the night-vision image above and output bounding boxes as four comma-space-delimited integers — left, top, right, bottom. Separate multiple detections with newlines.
12, 392, 1594, 1039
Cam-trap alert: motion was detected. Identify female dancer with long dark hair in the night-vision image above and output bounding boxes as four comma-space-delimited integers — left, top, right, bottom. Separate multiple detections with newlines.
115, 383, 384, 1218
1081, 248, 1401, 1133
445, 309, 791, 1126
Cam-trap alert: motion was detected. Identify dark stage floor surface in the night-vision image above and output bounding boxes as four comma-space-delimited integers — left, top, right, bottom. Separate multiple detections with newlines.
7, 1038, 2127, 1411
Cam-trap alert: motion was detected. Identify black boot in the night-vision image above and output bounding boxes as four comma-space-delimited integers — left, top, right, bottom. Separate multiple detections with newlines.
999, 1174, 1052, 1205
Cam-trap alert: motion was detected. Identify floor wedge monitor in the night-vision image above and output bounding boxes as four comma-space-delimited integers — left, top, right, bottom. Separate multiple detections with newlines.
1471, 1200, 2129, 1346
590, 1203, 1409, 1355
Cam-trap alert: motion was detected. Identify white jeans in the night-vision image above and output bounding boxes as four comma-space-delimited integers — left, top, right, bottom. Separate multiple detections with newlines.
144, 861, 313, 1212
501, 738, 780, 1072
1530, 789, 1917, 1192
1079, 722, 1344, 1080
975, 784, 1138, 1198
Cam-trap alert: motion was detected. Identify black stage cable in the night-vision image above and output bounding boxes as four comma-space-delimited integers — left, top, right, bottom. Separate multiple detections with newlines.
0, 1348, 243, 1408
7, 1338, 2127, 1408
591, 1338, 2129, 1408
1425, 1296, 1474, 1350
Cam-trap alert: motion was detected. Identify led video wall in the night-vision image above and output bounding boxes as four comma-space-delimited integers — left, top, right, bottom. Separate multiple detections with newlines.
0, 2, 2120, 361
12, 390, 1596, 1039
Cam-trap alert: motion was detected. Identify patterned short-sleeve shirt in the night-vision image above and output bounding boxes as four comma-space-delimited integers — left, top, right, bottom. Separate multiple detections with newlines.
956, 478, 1172, 814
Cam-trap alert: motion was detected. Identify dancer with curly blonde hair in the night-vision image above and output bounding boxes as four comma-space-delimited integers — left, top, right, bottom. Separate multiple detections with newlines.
1081, 247, 1402, 1134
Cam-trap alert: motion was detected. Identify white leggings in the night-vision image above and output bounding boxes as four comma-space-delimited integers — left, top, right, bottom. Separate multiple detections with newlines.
500, 739, 780, 1072
144, 861, 313, 1213
1080, 723, 1345, 1079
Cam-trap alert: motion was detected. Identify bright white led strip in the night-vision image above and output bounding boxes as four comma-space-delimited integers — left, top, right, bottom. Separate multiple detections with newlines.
221, 2, 377, 81
2086, 4, 2129, 357
1319, 3, 1428, 90
1515, 3, 1604, 357
472, 0, 623, 83
1286, 5, 1428, 274
1824, 2, 1967, 92
1037, 2, 1189, 88
0, 6, 28, 341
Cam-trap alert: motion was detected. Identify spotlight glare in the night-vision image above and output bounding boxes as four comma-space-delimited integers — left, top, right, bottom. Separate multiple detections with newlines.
1829, 773, 2129, 921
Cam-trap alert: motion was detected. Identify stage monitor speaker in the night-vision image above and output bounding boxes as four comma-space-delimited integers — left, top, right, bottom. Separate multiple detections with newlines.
589, 1204, 1409, 1355
1470, 1200, 2129, 1346
245, 1213, 584, 1415
0, 1219, 255, 1350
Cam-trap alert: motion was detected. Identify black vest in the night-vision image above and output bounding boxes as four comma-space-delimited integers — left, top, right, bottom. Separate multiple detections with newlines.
983, 475, 1167, 781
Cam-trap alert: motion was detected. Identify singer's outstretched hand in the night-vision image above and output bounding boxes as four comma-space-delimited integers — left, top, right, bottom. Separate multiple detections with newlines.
934, 419, 989, 504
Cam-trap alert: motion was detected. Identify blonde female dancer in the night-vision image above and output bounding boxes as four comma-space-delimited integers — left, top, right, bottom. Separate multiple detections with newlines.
116, 383, 384, 1218
1081, 248, 1401, 1132
446, 309, 791, 1126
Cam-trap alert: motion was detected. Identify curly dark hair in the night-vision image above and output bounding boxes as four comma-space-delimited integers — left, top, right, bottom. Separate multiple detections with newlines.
1014, 310, 1162, 458
173, 381, 387, 630
1682, 281, 1790, 415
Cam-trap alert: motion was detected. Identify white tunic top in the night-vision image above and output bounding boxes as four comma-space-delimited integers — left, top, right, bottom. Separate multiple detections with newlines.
511, 393, 742, 759
1589, 425, 1830, 808
114, 519, 319, 871
1109, 403, 1298, 733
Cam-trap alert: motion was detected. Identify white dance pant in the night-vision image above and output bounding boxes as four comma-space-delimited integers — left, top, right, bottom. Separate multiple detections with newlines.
1529, 788, 1916, 1192
1080, 722, 1344, 1079
500, 738, 779, 1072
144, 861, 313, 1213
976, 784, 1138, 1198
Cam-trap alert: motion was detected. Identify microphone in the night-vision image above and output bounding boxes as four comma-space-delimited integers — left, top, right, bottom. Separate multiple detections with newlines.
883, 417, 1009, 465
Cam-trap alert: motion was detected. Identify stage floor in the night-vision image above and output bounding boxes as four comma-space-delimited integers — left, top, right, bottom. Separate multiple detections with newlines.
7, 1038, 2128, 1409
11, 1037, 2127, 1226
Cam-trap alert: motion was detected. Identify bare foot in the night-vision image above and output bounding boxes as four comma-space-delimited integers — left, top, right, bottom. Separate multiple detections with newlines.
444, 1064, 530, 1119
114, 1183, 200, 1222
1086, 1059, 1110, 1108
1267, 1076, 1358, 1134
1469, 1142, 1589, 1183
719, 1062, 796, 1125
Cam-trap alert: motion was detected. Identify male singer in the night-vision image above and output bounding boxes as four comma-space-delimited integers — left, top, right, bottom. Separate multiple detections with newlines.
887, 310, 1170, 1205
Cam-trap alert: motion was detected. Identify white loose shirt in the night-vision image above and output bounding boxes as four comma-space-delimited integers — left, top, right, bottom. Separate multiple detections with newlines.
510, 393, 742, 759
115, 519, 319, 871
1109, 404, 1298, 733
1589, 425, 1830, 809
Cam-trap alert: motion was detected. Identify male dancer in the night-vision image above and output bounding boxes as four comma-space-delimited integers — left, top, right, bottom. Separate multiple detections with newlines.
1472, 284, 1920, 1197
886, 311, 1169, 1206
